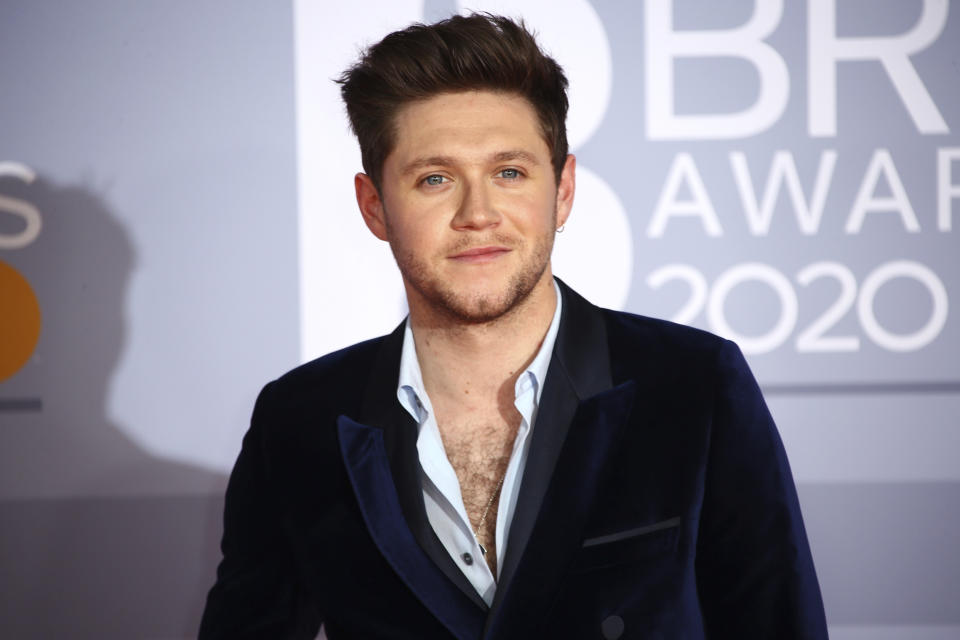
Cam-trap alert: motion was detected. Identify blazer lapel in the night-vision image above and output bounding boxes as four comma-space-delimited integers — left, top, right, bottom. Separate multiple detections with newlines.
338, 417, 485, 639
496, 280, 614, 590
486, 280, 635, 637
337, 322, 487, 637
484, 381, 637, 639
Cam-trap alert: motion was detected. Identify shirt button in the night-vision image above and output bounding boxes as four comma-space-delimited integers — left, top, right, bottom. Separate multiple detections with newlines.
461, 552, 474, 566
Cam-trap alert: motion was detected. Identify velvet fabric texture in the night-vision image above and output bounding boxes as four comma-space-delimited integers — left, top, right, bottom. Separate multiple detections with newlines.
199, 281, 827, 639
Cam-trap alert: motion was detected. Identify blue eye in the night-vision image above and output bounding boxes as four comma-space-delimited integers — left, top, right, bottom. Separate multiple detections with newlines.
500, 168, 521, 179
424, 175, 446, 186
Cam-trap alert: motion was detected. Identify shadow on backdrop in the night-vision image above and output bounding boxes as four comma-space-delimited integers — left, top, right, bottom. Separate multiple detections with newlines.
0, 177, 228, 639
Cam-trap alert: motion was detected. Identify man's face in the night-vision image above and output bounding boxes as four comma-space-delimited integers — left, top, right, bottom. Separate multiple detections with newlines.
357, 90, 575, 324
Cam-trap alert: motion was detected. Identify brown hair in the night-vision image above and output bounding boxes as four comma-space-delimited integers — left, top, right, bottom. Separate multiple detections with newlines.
337, 13, 569, 190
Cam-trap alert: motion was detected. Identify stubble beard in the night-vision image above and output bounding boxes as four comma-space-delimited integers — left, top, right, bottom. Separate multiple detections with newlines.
389, 227, 556, 326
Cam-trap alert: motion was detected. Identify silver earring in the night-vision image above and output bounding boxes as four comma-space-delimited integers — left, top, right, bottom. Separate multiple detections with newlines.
556, 224, 565, 233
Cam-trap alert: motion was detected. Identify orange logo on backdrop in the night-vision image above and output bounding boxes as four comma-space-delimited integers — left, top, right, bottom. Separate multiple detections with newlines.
0, 161, 42, 382
0, 260, 41, 381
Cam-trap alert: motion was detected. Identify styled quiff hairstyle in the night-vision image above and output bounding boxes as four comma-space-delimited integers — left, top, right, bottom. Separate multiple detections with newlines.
337, 13, 569, 190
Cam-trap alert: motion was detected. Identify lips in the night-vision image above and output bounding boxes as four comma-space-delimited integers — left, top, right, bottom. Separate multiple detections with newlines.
449, 246, 511, 263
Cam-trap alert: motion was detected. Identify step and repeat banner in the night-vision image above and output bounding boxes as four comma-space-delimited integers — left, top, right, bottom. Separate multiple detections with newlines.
2, 0, 958, 638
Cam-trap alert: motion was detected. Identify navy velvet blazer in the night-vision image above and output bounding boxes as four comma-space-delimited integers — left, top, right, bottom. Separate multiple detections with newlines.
199, 281, 828, 639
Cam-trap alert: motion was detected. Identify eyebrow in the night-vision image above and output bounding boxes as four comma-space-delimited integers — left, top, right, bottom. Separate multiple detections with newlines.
491, 150, 540, 165
399, 149, 541, 176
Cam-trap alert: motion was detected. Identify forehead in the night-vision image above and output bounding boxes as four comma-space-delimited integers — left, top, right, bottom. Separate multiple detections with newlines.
387, 91, 548, 166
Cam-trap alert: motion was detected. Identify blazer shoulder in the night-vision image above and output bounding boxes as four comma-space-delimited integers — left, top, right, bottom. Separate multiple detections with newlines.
279, 334, 384, 384
261, 334, 388, 415
601, 306, 730, 366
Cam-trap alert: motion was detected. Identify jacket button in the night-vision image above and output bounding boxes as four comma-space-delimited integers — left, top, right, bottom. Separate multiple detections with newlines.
461, 552, 474, 566
601, 615, 624, 639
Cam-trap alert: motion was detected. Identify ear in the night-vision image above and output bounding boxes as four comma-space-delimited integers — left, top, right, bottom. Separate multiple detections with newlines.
555, 154, 576, 229
355, 173, 389, 241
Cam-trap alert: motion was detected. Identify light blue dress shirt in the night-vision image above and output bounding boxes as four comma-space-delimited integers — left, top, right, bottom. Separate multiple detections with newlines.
396, 281, 562, 606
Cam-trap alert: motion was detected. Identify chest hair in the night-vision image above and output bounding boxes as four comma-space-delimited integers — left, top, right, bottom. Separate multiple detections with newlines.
439, 406, 521, 575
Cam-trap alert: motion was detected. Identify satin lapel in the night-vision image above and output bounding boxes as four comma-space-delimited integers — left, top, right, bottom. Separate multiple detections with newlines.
356, 321, 488, 612
338, 417, 485, 639
493, 279, 612, 592
496, 280, 613, 592
493, 354, 576, 592
484, 381, 637, 639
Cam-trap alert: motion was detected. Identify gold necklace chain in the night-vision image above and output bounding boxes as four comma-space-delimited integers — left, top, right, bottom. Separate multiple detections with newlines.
474, 470, 507, 556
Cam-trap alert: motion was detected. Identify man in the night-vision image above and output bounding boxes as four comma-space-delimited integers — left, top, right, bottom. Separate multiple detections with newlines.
200, 13, 827, 639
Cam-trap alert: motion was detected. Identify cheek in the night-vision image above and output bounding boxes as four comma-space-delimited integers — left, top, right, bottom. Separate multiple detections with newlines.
517, 193, 559, 229
383, 197, 429, 240
386, 214, 443, 253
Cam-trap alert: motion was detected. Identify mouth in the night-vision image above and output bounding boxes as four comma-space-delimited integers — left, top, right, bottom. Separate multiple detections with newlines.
448, 246, 511, 263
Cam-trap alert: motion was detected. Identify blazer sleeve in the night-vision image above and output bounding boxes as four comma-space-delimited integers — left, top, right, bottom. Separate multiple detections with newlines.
198, 382, 323, 639
695, 340, 828, 638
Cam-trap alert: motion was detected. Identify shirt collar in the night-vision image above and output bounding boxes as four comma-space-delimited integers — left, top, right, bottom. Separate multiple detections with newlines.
397, 279, 563, 425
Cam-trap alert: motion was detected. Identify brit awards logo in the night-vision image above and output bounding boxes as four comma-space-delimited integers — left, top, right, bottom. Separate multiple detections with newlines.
0, 162, 42, 383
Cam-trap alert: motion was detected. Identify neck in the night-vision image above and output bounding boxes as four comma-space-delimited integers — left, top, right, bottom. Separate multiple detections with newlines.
408, 272, 557, 404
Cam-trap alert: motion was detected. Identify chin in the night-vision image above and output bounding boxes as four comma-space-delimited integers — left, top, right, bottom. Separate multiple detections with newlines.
434, 274, 545, 325
443, 296, 517, 324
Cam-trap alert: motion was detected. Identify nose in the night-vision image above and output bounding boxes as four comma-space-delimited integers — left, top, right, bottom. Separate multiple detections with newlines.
451, 181, 501, 231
